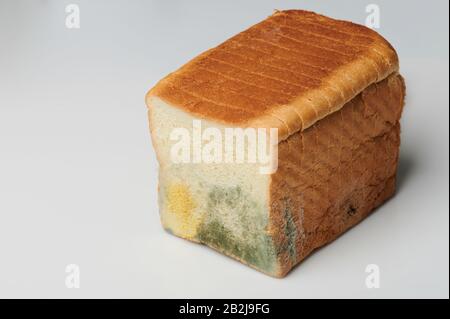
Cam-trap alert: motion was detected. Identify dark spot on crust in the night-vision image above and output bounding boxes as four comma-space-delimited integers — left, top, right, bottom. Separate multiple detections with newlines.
347, 205, 357, 216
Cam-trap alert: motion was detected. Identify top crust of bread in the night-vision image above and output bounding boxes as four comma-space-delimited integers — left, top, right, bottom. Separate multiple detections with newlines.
146, 10, 399, 141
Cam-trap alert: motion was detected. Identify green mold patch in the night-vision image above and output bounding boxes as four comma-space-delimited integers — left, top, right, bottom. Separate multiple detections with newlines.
281, 199, 298, 263
197, 186, 276, 273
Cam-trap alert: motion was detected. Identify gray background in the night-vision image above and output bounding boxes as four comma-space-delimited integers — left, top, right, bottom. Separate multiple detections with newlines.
0, 0, 448, 298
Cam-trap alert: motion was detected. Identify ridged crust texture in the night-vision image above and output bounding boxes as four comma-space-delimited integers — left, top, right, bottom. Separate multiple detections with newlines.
269, 74, 405, 277
146, 10, 399, 141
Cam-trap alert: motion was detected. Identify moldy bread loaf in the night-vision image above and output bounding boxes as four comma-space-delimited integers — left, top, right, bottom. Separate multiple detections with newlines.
146, 10, 405, 277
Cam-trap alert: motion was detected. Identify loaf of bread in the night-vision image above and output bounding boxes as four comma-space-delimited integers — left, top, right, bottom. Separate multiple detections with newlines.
146, 10, 405, 277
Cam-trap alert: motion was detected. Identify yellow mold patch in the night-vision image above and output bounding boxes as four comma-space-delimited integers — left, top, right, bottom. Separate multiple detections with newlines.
165, 183, 201, 239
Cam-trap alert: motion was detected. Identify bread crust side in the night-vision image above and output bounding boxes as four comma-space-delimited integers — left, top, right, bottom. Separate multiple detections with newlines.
269, 74, 405, 277
146, 10, 399, 141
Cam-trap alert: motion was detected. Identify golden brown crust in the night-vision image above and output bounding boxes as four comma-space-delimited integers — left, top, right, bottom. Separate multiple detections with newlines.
146, 10, 399, 141
269, 74, 405, 277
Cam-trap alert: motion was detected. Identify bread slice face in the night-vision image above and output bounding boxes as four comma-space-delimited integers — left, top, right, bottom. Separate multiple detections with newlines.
149, 97, 278, 274
146, 10, 405, 277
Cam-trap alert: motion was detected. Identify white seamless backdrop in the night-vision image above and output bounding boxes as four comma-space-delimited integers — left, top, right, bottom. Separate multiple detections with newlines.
0, 0, 448, 298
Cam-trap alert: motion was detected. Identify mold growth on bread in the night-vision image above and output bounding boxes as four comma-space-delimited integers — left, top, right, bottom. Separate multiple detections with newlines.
146, 9, 405, 277
281, 198, 298, 263
164, 183, 202, 240
197, 186, 277, 273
